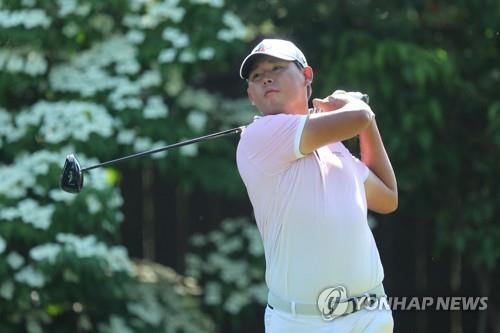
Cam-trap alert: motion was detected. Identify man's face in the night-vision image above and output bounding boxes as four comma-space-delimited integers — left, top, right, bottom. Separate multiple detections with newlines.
246, 56, 312, 115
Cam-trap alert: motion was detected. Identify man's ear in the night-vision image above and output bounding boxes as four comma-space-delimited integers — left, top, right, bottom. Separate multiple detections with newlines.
247, 87, 256, 105
303, 66, 313, 86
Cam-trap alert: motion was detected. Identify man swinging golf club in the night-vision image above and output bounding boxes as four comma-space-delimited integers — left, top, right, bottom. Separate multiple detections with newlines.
236, 39, 398, 332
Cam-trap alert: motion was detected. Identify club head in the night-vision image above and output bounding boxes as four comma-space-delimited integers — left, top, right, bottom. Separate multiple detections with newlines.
60, 154, 84, 193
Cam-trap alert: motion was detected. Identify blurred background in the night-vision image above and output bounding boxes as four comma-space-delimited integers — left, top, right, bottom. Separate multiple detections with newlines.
0, 0, 498, 332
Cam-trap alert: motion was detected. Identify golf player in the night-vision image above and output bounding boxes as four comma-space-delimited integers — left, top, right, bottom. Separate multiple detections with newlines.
236, 39, 398, 332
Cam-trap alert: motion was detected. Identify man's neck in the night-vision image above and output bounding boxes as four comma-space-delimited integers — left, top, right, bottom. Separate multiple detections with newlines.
261, 101, 309, 116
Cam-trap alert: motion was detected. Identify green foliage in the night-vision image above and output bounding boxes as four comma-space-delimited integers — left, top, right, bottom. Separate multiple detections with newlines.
185, 217, 267, 330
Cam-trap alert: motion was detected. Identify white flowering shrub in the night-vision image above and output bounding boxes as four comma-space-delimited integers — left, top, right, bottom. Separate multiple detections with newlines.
0, 0, 252, 331
185, 217, 267, 330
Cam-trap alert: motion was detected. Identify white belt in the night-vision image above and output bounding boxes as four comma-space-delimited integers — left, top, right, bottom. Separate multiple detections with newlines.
267, 283, 386, 317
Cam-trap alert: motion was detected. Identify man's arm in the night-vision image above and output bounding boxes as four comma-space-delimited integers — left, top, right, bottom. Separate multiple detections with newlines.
360, 120, 398, 214
300, 96, 374, 155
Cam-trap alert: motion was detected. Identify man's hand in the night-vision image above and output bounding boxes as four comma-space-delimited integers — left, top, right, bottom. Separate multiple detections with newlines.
300, 91, 374, 155
312, 90, 367, 113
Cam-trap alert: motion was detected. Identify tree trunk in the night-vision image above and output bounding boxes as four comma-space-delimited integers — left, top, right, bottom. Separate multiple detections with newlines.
415, 219, 428, 333
450, 249, 462, 333
175, 184, 189, 272
142, 165, 155, 261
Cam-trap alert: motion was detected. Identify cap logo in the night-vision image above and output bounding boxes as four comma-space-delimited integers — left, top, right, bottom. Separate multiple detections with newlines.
255, 43, 268, 52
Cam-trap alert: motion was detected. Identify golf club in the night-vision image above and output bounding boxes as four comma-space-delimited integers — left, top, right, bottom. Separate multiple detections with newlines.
59, 92, 369, 194
59, 126, 245, 193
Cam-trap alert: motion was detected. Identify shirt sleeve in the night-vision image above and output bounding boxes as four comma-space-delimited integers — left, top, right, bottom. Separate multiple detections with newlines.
237, 114, 308, 176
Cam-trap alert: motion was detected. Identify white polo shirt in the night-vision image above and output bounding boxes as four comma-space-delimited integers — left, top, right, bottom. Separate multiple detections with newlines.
236, 113, 384, 304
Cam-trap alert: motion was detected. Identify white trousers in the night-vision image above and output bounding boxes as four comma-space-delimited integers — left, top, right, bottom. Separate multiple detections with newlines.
264, 305, 394, 333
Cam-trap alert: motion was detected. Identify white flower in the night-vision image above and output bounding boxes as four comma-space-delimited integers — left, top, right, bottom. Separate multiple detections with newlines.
129, 1, 143, 12
0, 9, 52, 29
18, 101, 114, 144
6, 252, 25, 269
138, 69, 161, 88
0, 199, 54, 230
221, 219, 240, 233
158, 49, 176, 63
30, 244, 62, 264
55, 233, 131, 272
150, 141, 168, 159
57, 233, 101, 258
117, 129, 136, 145
217, 11, 246, 41
116, 59, 140, 75
86, 195, 102, 214
24, 51, 48, 76
127, 298, 163, 325
62, 22, 79, 37
85, 166, 113, 191
98, 315, 134, 333
179, 50, 195, 63
244, 226, 264, 256
248, 283, 268, 304
0, 107, 26, 145
106, 246, 131, 272
6, 54, 24, 72
0, 281, 15, 300
144, 96, 169, 119
217, 237, 243, 254
186, 111, 207, 132
149, 3, 185, 24
178, 89, 217, 111
204, 282, 222, 305
224, 291, 249, 314
90, 14, 115, 34
220, 261, 248, 284
75, 3, 91, 16
162, 28, 189, 48
134, 137, 152, 152
168, 8, 185, 23
50, 36, 139, 97
107, 76, 139, 98
126, 30, 145, 44
122, 14, 142, 28
56, 0, 78, 17
18, 199, 55, 230
207, 252, 228, 269
122, 97, 143, 109
190, 0, 224, 8
15, 265, 45, 287
199, 47, 215, 60
0, 151, 57, 198
179, 143, 198, 157
108, 193, 124, 208
0, 235, 6, 254
48, 189, 76, 202
22, 0, 37, 7
115, 211, 124, 222
190, 234, 206, 247
0, 50, 8, 68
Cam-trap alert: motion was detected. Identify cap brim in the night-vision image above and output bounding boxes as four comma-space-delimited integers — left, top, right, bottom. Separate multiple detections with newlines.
239, 52, 296, 79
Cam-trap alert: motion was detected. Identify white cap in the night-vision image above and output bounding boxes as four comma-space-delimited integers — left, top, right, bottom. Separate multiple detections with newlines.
239, 39, 308, 79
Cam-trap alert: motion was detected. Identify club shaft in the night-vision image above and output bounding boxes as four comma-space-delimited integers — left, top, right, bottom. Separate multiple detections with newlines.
81, 126, 244, 172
